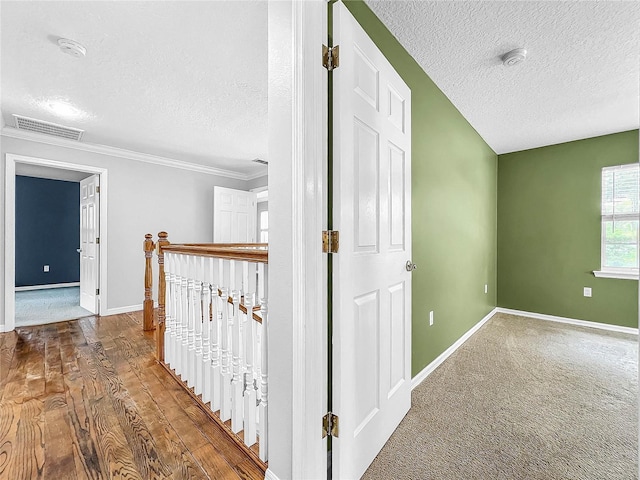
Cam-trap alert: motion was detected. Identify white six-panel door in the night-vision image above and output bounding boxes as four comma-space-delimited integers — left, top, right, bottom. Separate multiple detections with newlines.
213, 186, 257, 243
80, 175, 100, 313
333, 2, 412, 478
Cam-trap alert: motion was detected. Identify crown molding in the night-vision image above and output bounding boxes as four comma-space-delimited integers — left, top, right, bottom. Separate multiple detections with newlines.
1, 126, 255, 181
245, 171, 269, 181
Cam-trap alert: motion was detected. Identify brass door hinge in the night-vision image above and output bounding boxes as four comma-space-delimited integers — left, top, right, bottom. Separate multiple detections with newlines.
322, 412, 339, 438
96, 186, 101, 194
322, 45, 339, 71
96, 237, 100, 244
322, 230, 339, 253
96, 288, 100, 295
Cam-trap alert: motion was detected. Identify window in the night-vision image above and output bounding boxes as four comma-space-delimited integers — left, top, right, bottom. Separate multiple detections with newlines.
594, 163, 639, 279
259, 210, 269, 243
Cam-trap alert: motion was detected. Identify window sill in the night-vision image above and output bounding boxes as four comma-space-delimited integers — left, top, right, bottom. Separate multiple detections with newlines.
593, 270, 639, 280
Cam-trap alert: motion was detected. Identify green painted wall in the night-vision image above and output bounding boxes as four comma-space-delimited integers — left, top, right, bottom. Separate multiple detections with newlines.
497, 130, 639, 328
343, 1, 498, 376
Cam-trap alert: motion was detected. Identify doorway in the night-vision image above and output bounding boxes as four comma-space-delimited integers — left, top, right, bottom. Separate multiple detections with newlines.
14, 172, 90, 326
4, 154, 108, 331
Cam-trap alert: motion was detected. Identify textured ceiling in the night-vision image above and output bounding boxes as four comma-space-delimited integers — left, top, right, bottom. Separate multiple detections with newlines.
1, 1, 267, 177
365, 1, 640, 154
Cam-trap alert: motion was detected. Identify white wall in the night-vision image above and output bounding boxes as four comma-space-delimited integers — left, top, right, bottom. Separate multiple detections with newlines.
1, 135, 251, 328
247, 174, 268, 190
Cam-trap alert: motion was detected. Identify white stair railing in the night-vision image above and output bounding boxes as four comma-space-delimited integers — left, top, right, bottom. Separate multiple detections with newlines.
154, 240, 268, 465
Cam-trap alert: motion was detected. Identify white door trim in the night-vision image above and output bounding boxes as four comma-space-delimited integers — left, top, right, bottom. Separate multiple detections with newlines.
4, 153, 109, 331
267, 1, 327, 479
291, 2, 327, 477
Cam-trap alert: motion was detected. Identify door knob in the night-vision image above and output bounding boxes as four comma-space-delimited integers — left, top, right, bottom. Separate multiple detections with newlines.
405, 260, 417, 271
77, 248, 82, 253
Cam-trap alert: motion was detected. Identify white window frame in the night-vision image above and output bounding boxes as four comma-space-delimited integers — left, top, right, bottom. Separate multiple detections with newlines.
593, 163, 639, 280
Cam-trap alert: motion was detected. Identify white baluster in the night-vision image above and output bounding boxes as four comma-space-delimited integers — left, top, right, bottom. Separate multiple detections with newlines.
181, 255, 190, 381
172, 254, 179, 375
202, 256, 212, 404
174, 254, 184, 377
187, 255, 197, 387
257, 263, 265, 305
236, 260, 244, 295
172, 253, 182, 374
229, 259, 236, 294
258, 298, 268, 462
219, 286, 232, 421
222, 258, 230, 292
245, 261, 257, 300
210, 261, 221, 412
243, 292, 257, 446
256, 263, 268, 396
164, 252, 173, 366
242, 261, 249, 298
231, 290, 244, 433
255, 310, 262, 409
171, 253, 180, 369
194, 255, 204, 396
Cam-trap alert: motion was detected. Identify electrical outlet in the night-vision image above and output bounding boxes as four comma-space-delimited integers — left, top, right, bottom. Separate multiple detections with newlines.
43, 265, 50, 272
484, 284, 488, 294
429, 311, 434, 326
583, 287, 592, 298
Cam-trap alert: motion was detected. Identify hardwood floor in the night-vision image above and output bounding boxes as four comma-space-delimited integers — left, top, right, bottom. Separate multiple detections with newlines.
0, 311, 265, 480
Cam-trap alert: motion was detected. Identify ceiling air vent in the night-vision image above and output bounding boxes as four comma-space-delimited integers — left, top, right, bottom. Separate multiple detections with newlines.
13, 114, 84, 141
252, 158, 268, 165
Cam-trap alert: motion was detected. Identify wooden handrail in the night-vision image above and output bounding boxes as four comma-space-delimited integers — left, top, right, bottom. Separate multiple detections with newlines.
161, 244, 268, 263
143, 233, 156, 331
182, 243, 268, 248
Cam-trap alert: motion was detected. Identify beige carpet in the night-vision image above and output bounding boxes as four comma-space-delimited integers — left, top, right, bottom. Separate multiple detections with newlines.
15, 287, 93, 327
363, 313, 638, 480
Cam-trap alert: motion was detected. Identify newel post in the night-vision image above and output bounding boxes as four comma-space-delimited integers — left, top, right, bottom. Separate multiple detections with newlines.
143, 234, 156, 331
156, 231, 170, 362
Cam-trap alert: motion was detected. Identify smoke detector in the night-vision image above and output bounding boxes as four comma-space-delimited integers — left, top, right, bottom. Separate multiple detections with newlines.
57, 38, 86, 58
501, 48, 527, 67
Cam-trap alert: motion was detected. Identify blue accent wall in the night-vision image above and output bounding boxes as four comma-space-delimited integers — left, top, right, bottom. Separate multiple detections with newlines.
15, 176, 80, 287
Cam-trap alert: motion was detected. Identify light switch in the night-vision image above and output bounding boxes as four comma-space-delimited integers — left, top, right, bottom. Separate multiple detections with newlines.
583, 287, 592, 297
44, 265, 50, 272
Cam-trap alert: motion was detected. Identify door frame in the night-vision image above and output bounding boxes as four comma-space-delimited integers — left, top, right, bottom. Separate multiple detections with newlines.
266, 1, 327, 479
4, 153, 109, 331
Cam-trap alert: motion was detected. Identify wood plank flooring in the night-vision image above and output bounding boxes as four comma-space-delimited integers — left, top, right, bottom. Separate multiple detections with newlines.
0, 311, 265, 480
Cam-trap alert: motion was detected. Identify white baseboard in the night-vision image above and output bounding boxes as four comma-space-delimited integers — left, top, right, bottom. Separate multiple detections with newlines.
15, 282, 80, 292
495, 307, 638, 335
411, 307, 498, 390
104, 304, 143, 316
0, 324, 6, 333
264, 469, 281, 480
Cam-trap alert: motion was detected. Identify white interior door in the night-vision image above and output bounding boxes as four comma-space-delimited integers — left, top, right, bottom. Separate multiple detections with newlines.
80, 175, 99, 313
213, 186, 257, 243
333, 2, 412, 478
